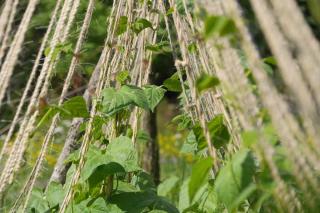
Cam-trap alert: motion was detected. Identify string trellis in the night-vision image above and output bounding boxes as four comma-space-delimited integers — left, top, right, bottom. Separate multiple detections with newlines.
0, 0, 319, 211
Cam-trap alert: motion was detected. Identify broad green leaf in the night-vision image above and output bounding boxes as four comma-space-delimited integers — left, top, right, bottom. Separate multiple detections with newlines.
102, 85, 149, 115
196, 74, 220, 93
102, 87, 131, 115
204, 15, 236, 38
188, 157, 213, 202
215, 149, 256, 210
157, 176, 179, 196
116, 16, 128, 36
88, 163, 125, 188
207, 114, 230, 148
163, 78, 182, 92
163, 72, 182, 92
116, 70, 130, 84
131, 18, 153, 34
81, 146, 111, 181
106, 136, 140, 172
109, 191, 157, 213
120, 85, 149, 110
60, 96, 89, 119
105, 204, 123, 213
143, 85, 166, 111
89, 197, 110, 213
65, 198, 90, 213
178, 179, 190, 211
27, 189, 49, 213
46, 181, 64, 207
110, 191, 178, 213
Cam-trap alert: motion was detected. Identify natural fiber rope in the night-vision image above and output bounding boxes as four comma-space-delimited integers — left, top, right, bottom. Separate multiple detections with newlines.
223, 0, 318, 208
0, 0, 13, 44
0, 0, 19, 67
58, 1, 124, 210
0, 0, 76, 194
0, 0, 63, 163
0, 0, 39, 107
9, 1, 96, 211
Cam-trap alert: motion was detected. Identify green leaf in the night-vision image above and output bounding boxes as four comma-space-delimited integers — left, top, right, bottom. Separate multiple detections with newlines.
89, 197, 110, 213
146, 41, 171, 53
207, 114, 230, 149
46, 182, 64, 207
196, 73, 220, 93
88, 163, 125, 188
106, 136, 140, 172
188, 157, 213, 202
215, 149, 256, 211
263, 56, 277, 66
102, 85, 149, 115
171, 114, 193, 130
131, 18, 153, 34
143, 85, 166, 111
307, 0, 320, 24
81, 146, 111, 181
204, 15, 236, 38
36, 107, 59, 129
131, 171, 156, 192
157, 176, 179, 196
102, 87, 131, 115
60, 96, 89, 119
27, 189, 49, 212
116, 70, 130, 84
242, 130, 259, 148
163, 72, 182, 92
110, 191, 178, 213
180, 130, 198, 154
166, 7, 174, 16
116, 16, 128, 36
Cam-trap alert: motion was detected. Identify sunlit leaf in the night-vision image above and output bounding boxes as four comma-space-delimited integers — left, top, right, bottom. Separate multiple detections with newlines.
143, 85, 166, 111
204, 15, 236, 38
131, 18, 153, 34
158, 176, 179, 196
196, 73, 220, 93
188, 157, 213, 202
117, 16, 128, 36
215, 149, 256, 211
